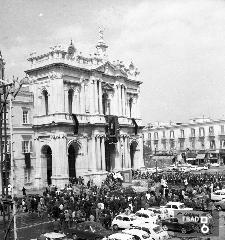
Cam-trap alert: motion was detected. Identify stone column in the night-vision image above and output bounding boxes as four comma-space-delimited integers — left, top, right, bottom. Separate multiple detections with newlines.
101, 137, 106, 170
118, 84, 122, 116
34, 137, 43, 189
127, 138, 131, 168
115, 137, 121, 170
64, 89, 68, 113
124, 136, 128, 169
91, 135, 97, 172
113, 84, 117, 115
80, 82, 85, 114
123, 87, 126, 117
96, 136, 101, 170
99, 80, 103, 114
94, 80, 99, 113
89, 79, 95, 114
51, 133, 69, 188
138, 137, 145, 168
136, 95, 140, 118
121, 85, 124, 116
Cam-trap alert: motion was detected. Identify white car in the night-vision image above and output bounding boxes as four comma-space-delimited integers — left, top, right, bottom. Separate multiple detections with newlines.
210, 163, 220, 167
197, 165, 208, 171
43, 232, 66, 240
131, 223, 169, 240
147, 207, 169, 220
160, 202, 193, 217
135, 209, 158, 224
122, 229, 152, 240
178, 167, 190, 173
167, 164, 178, 171
190, 165, 200, 171
211, 189, 225, 201
111, 214, 144, 230
107, 233, 136, 240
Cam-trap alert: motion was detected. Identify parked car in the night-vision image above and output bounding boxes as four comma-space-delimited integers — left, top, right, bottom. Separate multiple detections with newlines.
122, 229, 152, 240
111, 214, 144, 230
160, 202, 193, 217
131, 222, 169, 240
211, 189, 225, 201
161, 218, 195, 234
107, 233, 136, 240
147, 207, 169, 220
135, 209, 158, 224
69, 221, 113, 240
214, 199, 225, 210
198, 165, 209, 171
190, 166, 200, 171
210, 163, 220, 167
43, 232, 66, 240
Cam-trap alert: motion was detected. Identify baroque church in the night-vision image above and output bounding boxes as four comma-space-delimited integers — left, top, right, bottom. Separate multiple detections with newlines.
1, 30, 144, 191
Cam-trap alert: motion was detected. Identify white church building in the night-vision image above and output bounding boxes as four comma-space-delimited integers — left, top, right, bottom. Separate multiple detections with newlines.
1, 31, 144, 191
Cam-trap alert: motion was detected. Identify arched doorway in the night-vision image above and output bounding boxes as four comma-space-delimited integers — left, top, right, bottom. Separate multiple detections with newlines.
68, 142, 80, 179
130, 141, 138, 168
105, 140, 116, 171
41, 145, 52, 185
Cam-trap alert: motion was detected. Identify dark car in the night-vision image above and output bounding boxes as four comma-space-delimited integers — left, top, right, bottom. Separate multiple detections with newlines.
68, 221, 113, 240
161, 218, 195, 234
214, 199, 225, 210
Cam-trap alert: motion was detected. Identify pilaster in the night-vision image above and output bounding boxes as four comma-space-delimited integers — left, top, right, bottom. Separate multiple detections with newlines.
99, 79, 103, 114
101, 137, 106, 170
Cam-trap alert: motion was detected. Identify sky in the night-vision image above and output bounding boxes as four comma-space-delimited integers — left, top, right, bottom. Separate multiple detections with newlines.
1, 0, 225, 124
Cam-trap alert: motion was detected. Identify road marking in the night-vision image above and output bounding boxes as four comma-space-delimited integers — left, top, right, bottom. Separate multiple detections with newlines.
17, 220, 53, 230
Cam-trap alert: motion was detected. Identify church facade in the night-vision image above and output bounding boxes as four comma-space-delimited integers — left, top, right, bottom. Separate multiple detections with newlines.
3, 32, 144, 191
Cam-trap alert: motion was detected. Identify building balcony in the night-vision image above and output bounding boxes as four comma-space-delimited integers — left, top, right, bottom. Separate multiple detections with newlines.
189, 136, 196, 141
33, 113, 141, 127
218, 133, 225, 139
198, 136, 205, 140
178, 137, 185, 141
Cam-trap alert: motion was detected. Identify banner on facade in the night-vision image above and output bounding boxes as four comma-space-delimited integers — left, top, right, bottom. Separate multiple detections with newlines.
71, 114, 79, 134
25, 152, 31, 169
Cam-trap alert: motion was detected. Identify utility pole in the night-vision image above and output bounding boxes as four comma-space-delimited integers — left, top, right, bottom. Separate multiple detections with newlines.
0, 52, 24, 240
9, 93, 17, 240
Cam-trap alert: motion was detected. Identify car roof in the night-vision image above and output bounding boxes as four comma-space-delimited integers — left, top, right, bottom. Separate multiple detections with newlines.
133, 222, 159, 228
44, 232, 66, 238
166, 202, 184, 205
123, 229, 149, 236
108, 233, 134, 240
116, 214, 134, 218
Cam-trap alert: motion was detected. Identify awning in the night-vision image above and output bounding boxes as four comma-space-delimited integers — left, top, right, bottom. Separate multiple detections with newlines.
196, 154, 205, 159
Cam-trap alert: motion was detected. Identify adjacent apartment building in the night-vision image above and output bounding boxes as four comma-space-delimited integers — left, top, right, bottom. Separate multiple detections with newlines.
143, 117, 225, 166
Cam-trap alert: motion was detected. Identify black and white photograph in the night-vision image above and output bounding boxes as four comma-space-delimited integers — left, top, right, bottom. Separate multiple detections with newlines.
1, 0, 225, 239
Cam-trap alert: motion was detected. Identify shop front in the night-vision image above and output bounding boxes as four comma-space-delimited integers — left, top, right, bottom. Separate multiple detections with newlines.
219, 149, 225, 165
208, 150, 219, 164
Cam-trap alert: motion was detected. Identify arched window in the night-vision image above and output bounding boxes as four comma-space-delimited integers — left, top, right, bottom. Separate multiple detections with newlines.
43, 90, 48, 115
68, 89, 74, 114
129, 98, 133, 118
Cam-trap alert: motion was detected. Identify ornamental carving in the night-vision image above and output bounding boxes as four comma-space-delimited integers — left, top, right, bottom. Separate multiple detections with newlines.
48, 71, 63, 80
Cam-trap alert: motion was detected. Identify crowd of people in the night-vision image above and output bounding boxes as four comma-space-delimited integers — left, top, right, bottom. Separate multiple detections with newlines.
1, 170, 225, 235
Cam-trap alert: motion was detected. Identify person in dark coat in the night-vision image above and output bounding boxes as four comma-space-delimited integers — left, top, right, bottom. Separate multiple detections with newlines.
22, 187, 26, 196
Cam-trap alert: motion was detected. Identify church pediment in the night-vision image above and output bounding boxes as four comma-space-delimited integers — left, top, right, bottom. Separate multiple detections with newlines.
95, 61, 127, 78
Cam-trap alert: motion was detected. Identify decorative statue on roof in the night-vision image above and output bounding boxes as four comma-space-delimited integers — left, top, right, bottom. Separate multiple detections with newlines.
67, 40, 76, 59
